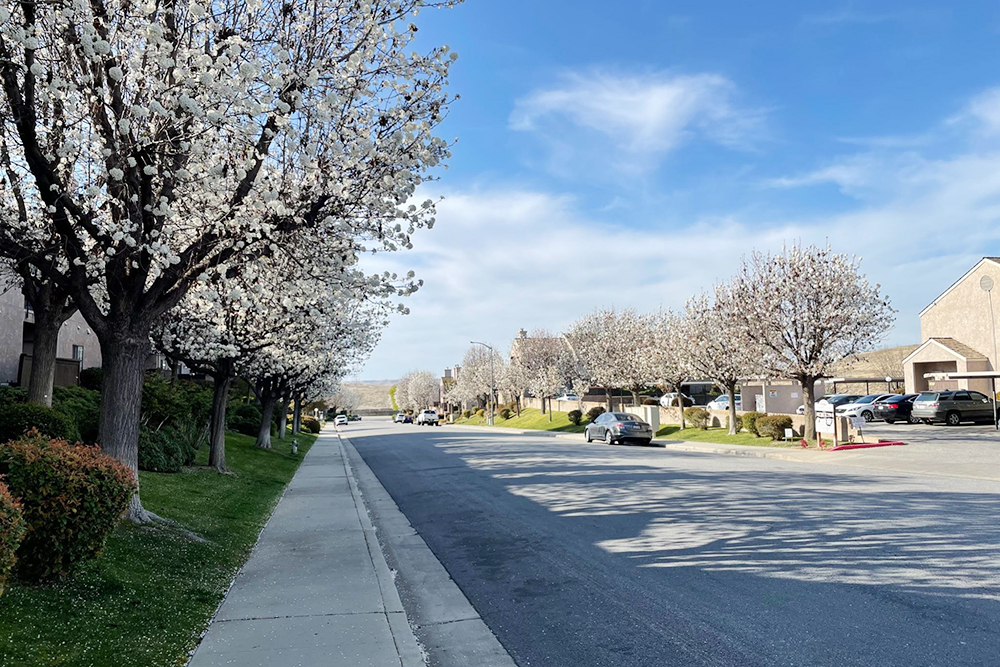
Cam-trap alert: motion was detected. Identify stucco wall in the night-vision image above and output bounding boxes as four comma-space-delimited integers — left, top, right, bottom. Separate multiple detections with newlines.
920, 260, 1000, 370
0, 282, 24, 384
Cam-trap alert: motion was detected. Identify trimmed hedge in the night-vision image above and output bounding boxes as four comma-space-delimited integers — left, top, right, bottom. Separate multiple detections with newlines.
741, 411, 763, 437
0, 403, 78, 443
300, 415, 322, 434
684, 407, 710, 430
475, 408, 485, 418
586, 406, 606, 423
567, 409, 583, 426
0, 479, 25, 596
0, 432, 135, 581
498, 407, 511, 420
757, 415, 794, 441
79, 367, 103, 391
0, 386, 26, 406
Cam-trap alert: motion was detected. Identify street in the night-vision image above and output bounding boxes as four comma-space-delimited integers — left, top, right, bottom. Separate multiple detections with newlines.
348, 418, 1000, 667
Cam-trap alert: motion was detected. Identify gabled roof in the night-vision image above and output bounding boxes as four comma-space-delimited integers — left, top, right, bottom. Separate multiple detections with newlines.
919, 257, 1000, 317
902, 337, 988, 364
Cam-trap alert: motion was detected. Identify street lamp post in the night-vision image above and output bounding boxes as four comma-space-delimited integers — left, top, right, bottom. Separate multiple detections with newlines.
980, 275, 999, 431
470, 341, 496, 426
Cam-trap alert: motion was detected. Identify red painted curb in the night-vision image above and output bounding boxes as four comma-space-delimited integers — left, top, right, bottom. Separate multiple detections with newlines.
828, 440, 907, 451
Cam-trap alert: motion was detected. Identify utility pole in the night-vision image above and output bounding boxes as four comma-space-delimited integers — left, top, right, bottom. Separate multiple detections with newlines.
981, 276, 999, 430
471, 341, 496, 426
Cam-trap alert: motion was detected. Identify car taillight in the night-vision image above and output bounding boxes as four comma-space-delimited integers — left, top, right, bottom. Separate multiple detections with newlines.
888, 404, 898, 409
929, 402, 938, 408
616, 423, 624, 428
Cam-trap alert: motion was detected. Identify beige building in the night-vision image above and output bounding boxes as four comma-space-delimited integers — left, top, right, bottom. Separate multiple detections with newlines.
903, 257, 1000, 395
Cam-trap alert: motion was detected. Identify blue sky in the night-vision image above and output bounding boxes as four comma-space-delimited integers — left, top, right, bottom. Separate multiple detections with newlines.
357, 1, 1000, 380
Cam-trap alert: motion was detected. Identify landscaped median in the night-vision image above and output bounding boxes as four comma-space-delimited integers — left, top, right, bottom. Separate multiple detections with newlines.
452, 407, 587, 433
0, 429, 317, 667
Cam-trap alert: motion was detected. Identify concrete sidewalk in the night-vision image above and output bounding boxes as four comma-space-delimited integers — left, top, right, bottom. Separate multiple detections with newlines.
188, 430, 422, 667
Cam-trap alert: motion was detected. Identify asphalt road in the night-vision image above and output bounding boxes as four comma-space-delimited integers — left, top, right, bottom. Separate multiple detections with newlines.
347, 419, 1000, 667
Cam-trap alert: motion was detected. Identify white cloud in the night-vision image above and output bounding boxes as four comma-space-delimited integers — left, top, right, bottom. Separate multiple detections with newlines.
510, 70, 765, 172
953, 87, 1000, 135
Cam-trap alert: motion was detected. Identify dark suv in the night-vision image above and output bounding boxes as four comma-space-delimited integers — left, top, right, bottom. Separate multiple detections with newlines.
911, 390, 996, 425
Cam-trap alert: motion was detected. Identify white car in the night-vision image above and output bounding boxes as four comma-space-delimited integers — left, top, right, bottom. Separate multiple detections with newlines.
334, 415, 348, 426
659, 392, 693, 408
706, 395, 741, 411
555, 393, 580, 402
415, 409, 440, 426
835, 394, 894, 422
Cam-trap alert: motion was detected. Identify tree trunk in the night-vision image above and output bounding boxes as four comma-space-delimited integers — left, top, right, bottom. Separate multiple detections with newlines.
277, 393, 290, 439
631, 390, 640, 408
540, 395, 546, 414
515, 396, 521, 417
292, 395, 302, 434
606, 388, 612, 412
727, 382, 738, 435
208, 368, 233, 473
26, 310, 62, 408
97, 335, 150, 522
548, 397, 553, 422
255, 393, 276, 449
801, 376, 818, 441
169, 359, 179, 381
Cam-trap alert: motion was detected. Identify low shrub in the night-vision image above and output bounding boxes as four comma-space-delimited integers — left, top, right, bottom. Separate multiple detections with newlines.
726, 415, 744, 433
53, 386, 101, 444
642, 397, 659, 406
567, 409, 583, 426
756, 415, 794, 440
0, 432, 135, 581
0, 403, 78, 443
0, 386, 26, 406
684, 407, 710, 430
78, 367, 104, 392
227, 403, 262, 437
0, 479, 25, 596
475, 408, 485, 418
300, 415, 321, 434
138, 427, 187, 473
142, 375, 212, 431
461, 409, 472, 419
586, 406, 606, 423
741, 411, 763, 437
498, 407, 511, 420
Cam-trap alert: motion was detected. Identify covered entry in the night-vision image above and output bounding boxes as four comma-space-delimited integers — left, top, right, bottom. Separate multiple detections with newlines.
903, 338, 991, 394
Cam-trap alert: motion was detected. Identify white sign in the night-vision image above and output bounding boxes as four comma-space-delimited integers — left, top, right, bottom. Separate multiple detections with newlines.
768, 389, 778, 398
791, 392, 799, 399
815, 413, 836, 434
849, 416, 866, 431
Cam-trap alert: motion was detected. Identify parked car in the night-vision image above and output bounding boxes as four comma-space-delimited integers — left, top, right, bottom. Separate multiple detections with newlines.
415, 409, 440, 426
835, 394, 895, 422
706, 395, 741, 411
815, 394, 864, 414
659, 392, 694, 408
555, 393, 580, 402
334, 414, 348, 426
393, 413, 412, 424
797, 395, 834, 414
584, 412, 653, 445
872, 394, 920, 424
911, 390, 996, 425
349, 414, 361, 421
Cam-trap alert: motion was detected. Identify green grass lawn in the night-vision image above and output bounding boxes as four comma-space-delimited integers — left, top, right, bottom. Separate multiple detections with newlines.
453, 407, 588, 433
0, 428, 318, 667
655, 425, 800, 448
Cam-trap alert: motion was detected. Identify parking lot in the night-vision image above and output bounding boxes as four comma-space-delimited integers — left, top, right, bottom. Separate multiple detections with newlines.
828, 420, 1000, 481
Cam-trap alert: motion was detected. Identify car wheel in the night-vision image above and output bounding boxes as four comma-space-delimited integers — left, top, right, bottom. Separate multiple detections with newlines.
907, 414, 919, 424
921, 419, 932, 425
585, 430, 592, 443
862, 411, 874, 422
605, 430, 615, 445
885, 419, 895, 425
946, 411, 962, 426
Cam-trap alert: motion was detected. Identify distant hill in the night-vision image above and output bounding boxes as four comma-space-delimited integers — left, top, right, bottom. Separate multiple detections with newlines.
344, 382, 394, 409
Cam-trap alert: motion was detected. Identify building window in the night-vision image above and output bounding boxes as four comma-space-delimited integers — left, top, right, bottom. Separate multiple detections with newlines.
72, 345, 84, 361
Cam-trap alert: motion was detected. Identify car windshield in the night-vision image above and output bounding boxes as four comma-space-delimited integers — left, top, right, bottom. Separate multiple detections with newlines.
856, 395, 884, 404
917, 392, 939, 400
614, 414, 639, 421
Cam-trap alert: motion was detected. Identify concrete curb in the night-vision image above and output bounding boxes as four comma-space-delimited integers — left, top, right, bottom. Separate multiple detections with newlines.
336, 432, 424, 667
341, 434, 519, 667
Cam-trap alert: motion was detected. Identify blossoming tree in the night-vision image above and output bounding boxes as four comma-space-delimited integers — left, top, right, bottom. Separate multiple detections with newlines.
0, 0, 456, 519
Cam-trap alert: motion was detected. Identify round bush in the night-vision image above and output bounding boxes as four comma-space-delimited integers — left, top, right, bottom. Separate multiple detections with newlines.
498, 407, 511, 420
53, 386, 100, 444
586, 406, 606, 423
300, 415, 322, 434
757, 415, 794, 440
475, 408, 485, 418
684, 407, 710, 430
0, 403, 78, 443
0, 432, 135, 581
567, 409, 583, 426
227, 403, 263, 436
642, 397, 659, 406
138, 427, 187, 473
0, 479, 25, 596
461, 410, 472, 419
0, 386, 26, 406
741, 411, 763, 436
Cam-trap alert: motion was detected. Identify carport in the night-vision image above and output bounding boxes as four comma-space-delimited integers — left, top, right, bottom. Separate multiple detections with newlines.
924, 370, 1000, 430
826, 376, 903, 394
